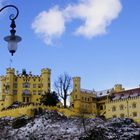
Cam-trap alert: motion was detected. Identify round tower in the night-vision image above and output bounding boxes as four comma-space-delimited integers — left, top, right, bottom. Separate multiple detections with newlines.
73, 77, 81, 92
41, 68, 51, 93
4, 68, 15, 108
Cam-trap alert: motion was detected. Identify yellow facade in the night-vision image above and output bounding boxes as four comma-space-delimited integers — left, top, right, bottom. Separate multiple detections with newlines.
1, 68, 140, 123
71, 77, 97, 114
0, 68, 51, 111
71, 77, 140, 123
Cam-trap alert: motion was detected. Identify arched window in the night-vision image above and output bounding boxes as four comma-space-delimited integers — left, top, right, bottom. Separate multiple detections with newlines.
100, 105, 103, 110
132, 102, 136, 108
120, 104, 124, 110
112, 106, 116, 112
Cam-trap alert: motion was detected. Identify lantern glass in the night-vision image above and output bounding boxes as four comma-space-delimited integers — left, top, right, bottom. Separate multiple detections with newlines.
8, 40, 17, 54
4, 35, 22, 55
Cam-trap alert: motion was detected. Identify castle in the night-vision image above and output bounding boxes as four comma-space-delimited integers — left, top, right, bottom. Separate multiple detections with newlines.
0, 68, 140, 123
70, 77, 140, 123
0, 68, 51, 116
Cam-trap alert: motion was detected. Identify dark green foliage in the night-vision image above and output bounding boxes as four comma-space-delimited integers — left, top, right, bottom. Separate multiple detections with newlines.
22, 69, 27, 75
40, 91, 59, 106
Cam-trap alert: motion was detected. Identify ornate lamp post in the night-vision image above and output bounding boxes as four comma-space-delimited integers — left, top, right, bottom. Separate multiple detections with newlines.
0, 5, 22, 56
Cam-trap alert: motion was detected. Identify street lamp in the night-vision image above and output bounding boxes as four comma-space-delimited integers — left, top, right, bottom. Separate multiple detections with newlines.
0, 5, 22, 56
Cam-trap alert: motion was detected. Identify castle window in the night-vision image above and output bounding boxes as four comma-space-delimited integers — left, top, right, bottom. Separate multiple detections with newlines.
38, 90, 42, 95
26, 97, 30, 103
23, 97, 25, 102
133, 112, 137, 117
132, 103, 136, 108
75, 95, 77, 99
88, 98, 89, 101
85, 97, 87, 101
23, 90, 30, 95
120, 113, 125, 118
38, 84, 41, 88
82, 97, 84, 100
75, 89, 77, 92
120, 105, 124, 110
23, 83, 30, 88
33, 84, 36, 88
112, 106, 116, 112
33, 91, 36, 95
100, 105, 103, 110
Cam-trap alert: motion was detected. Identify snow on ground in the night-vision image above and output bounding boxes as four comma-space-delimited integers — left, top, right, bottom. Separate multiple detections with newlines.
0, 110, 140, 140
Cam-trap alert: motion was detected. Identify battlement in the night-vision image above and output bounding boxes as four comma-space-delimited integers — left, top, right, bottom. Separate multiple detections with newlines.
6, 68, 15, 74
41, 68, 51, 74
108, 95, 140, 104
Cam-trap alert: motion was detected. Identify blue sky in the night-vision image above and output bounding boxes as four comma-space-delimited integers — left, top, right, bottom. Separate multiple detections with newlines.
0, 0, 140, 91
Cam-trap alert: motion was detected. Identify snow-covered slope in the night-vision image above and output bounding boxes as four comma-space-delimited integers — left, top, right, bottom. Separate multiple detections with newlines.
0, 110, 140, 140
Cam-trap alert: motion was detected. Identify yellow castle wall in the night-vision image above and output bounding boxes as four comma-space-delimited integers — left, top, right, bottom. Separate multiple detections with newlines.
106, 96, 140, 123
71, 77, 140, 124
0, 68, 51, 110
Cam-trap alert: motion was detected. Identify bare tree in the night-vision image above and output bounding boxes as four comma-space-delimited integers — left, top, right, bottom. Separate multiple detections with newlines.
54, 73, 72, 108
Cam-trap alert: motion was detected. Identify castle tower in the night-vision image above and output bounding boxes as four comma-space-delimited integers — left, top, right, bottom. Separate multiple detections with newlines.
4, 68, 15, 108
73, 77, 81, 93
0, 78, 2, 100
114, 84, 124, 92
41, 68, 51, 93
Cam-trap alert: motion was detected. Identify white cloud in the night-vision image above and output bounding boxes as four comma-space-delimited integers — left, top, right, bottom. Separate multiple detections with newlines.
32, 0, 122, 45
32, 6, 65, 45
64, 0, 122, 38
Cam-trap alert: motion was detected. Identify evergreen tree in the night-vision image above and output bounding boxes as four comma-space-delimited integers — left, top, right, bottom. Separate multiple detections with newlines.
40, 91, 59, 106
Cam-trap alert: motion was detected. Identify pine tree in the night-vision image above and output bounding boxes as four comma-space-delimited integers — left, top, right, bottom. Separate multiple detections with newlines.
40, 91, 59, 106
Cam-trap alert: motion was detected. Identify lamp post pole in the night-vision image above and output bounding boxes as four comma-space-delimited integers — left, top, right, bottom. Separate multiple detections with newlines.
0, 5, 22, 56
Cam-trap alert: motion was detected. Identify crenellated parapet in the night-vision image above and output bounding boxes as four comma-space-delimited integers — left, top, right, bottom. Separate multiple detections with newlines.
108, 95, 140, 104
6, 68, 15, 75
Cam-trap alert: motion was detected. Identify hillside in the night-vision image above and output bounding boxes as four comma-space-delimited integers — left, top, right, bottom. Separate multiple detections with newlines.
0, 110, 140, 140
